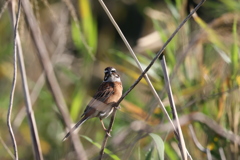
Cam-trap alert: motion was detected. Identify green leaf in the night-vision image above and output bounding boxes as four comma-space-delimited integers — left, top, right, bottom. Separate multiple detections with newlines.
145, 147, 154, 160
138, 143, 141, 160
70, 18, 95, 60
79, 0, 98, 53
164, 0, 179, 19
149, 133, 164, 160
71, 20, 83, 51
152, 19, 176, 66
193, 13, 229, 55
219, 0, 240, 11
231, 16, 239, 78
164, 142, 179, 160
81, 135, 120, 160
70, 88, 85, 121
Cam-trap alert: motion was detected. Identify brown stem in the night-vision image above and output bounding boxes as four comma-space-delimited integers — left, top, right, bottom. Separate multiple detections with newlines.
21, 0, 87, 159
99, 108, 117, 160
6, 0, 21, 159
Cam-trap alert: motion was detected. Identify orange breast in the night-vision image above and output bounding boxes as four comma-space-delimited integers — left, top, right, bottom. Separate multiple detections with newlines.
106, 82, 122, 104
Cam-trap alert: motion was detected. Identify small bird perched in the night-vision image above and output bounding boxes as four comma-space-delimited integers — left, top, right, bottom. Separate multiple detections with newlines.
63, 67, 122, 141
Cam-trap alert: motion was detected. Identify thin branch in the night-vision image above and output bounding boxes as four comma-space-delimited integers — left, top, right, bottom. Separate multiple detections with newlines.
116, 0, 206, 105
40, 0, 57, 20
206, 148, 212, 160
188, 125, 206, 152
13, 10, 68, 128
21, 0, 87, 159
16, 25, 43, 160
99, 108, 117, 160
0, 135, 15, 159
0, 0, 11, 19
13, 73, 44, 128
7, 0, 21, 159
155, 112, 240, 145
219, 147, 226, 160
7, 0, 44, 159
160, 55, 188, 160
189, 125, 212, 160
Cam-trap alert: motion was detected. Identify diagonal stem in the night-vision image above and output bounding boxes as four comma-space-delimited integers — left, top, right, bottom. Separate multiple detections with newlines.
117, 0, 206, 104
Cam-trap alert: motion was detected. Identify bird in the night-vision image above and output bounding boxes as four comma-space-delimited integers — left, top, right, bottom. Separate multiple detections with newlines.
62, 67, 122, 141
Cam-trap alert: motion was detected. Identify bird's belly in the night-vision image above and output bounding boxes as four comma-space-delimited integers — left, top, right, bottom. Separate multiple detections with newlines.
99, 107, 114, 119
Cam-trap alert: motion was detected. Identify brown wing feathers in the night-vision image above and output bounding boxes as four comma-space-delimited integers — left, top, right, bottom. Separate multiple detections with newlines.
63, 67, 122, 141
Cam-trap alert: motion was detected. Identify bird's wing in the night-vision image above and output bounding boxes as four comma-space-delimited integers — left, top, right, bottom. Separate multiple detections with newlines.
93, 82, 114, 102
82, 82, 114, 115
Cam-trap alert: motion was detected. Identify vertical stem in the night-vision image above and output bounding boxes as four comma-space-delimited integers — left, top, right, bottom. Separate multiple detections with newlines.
7, 0, 21, 159
21, 0, 87, 159
99, 108, 117, 159
160, 55, 187, 160
17, 34, 43, 160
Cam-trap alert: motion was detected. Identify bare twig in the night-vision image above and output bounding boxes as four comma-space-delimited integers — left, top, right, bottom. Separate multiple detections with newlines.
7, 0, 21, 159
40, 0, 57, 20
116, 0, 206, 105
98, 108, 117, 160
8, 0, 44, 159
13, 9, 68, 128
0, 135, 15, 159
219, 147, 226, 160
16, 24, 43, 160
13, 73, 44, 128
188, 125, 206, 152
21, 0, 87, 159
206, 150, 212, 160
0, 0, 10, 19
156, 112, 240, 145
160, 55, 187, 160
189, 125, 212, 160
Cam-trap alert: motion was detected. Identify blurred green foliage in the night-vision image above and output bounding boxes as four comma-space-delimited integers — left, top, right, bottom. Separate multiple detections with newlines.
0, 0, 239, 159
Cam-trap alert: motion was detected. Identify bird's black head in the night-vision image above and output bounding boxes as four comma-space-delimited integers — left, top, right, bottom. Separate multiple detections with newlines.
104, 67, 120, 82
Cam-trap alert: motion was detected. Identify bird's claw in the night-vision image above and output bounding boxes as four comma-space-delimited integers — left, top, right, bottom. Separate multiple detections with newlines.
106, 132, 111, 137
114, 105, 121, 109
104, 129, 112, 137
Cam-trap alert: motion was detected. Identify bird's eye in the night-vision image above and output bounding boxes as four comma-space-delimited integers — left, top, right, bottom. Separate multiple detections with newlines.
111, 70, 116, 72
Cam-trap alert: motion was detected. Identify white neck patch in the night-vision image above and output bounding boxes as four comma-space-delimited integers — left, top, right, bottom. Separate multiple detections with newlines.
104, 75, 121, 82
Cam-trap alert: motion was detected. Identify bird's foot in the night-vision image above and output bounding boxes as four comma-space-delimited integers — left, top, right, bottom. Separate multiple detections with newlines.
104, 129, 112, 137
114, 105, 121, 110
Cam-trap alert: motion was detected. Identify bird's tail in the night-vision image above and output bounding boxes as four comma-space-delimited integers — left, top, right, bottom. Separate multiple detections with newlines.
62, 116, 89, 141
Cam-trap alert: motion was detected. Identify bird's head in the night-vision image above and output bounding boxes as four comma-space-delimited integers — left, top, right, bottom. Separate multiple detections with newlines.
103, 67, 121, 82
